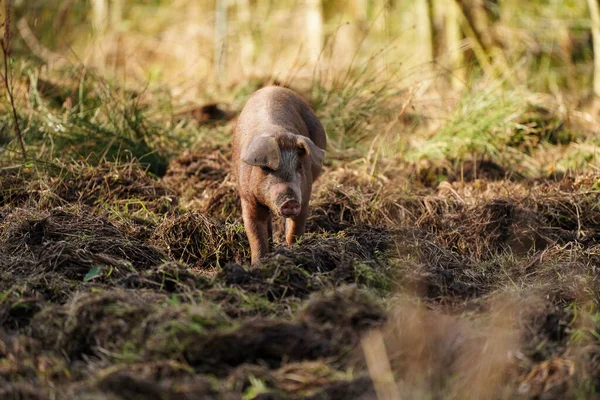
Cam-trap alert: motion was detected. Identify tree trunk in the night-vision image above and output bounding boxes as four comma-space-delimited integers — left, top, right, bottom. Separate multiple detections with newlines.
91, 0, 107, 34
237, 0, 254, 76
109, 0, 122, 27
91, 0, 107, 69
446, 0, 465, 88
455, 0, 515, 84
353, 0, 369, 21
305, 0, 323, 66
587, 0, 600, 97
416, 0, 435, 65
215, 0, 228, 82
109, 0, 122, 71
461, 0, 496, 49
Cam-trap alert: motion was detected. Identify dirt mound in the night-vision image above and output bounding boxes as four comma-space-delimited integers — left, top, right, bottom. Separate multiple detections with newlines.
53, 161, 176, 212
161, 146, 240, 219
308, 168, 410, 232
32, 290, 165, 359
217, 226, 393, 301
0, 168, 34, 207
1, 285, 381, 399
147, 286, 383, 376
0, 206, 171, 312
1, 161, 176, 213
174, 103, 234, 125
0, 206, 166, 272
152, 209, 247, 267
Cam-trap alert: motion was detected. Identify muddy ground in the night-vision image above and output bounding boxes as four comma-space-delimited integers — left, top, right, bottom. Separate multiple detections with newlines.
1, 144, 600, 399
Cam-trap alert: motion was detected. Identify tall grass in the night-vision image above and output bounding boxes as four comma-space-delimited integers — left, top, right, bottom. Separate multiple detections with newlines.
1, 65, 179, 175
407, 85, 524, 164
401, 83, 595, 178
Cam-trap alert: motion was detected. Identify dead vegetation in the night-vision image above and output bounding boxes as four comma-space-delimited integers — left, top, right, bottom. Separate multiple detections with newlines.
1, 148, 600, 399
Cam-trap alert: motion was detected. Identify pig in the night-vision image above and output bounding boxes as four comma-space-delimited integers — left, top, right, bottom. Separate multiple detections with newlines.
232, 86, 326, 264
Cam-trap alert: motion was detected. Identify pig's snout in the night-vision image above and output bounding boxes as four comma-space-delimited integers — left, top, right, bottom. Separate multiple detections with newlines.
280, 200, 301, 217
270, 183, 301, 217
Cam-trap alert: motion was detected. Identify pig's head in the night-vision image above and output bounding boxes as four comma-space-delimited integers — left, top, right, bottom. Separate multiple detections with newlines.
242, 134, 325, 218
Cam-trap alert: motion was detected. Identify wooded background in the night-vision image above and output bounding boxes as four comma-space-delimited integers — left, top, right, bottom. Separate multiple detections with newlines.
12, 1, 600, 101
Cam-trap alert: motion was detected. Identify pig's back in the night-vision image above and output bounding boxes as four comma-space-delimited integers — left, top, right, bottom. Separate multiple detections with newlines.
237, 87, 326, 149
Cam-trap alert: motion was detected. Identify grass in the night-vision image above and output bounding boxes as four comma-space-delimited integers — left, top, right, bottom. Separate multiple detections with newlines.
2, 65, 178, 175
310, 60, 401, 155
407, 85, 523, 161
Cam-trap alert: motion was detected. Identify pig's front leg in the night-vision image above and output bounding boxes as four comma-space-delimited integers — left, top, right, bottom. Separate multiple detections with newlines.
241, 199, 270, 264
285, 202, 309, 247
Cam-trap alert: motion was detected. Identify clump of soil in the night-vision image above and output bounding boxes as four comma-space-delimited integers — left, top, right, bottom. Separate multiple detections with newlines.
55, 161, 176, 212
31, 289, 165, 359
161, 146, 240, 219
152, 209, 247, 266
0, 206, 166, 274
0, 168, 34, 207
1, 161, 176, 213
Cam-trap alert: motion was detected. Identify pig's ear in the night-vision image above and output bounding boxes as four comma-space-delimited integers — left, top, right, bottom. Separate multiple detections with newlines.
297, 137, 325, 168
242, 136, 281, 170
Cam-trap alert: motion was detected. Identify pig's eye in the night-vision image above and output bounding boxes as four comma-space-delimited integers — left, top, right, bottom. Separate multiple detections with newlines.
260, 166, 273, 173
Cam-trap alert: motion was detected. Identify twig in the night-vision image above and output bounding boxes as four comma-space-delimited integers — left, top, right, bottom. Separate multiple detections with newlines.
453, 0, 516, 86
17, 17, 67, 68
1, 0, 26, 159
361, 329, 400, 400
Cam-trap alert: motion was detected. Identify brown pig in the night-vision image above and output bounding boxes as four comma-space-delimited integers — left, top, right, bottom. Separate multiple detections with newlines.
232, 86, 326, 264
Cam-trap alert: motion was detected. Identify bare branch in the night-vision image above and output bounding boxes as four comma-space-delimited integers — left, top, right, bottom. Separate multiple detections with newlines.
1, 0, 26, 159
